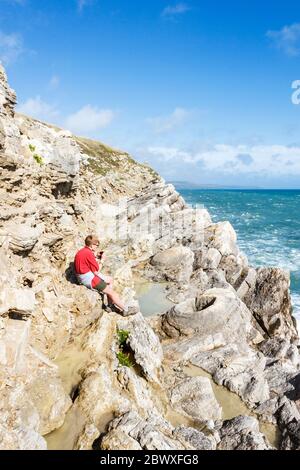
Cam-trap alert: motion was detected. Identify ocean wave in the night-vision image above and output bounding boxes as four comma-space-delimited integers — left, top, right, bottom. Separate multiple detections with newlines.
292, 293, 300, 315
292, 294, 300, 334
182, 190, 300, 333
249, 256, 300, 274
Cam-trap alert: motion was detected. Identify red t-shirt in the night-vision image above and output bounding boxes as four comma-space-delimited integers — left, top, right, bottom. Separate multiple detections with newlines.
74, 246, 101, 288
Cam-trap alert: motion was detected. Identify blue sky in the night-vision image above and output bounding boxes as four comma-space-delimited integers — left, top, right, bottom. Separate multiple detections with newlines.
1, 0, 300, 187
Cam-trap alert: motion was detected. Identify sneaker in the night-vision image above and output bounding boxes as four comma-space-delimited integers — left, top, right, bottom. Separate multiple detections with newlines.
121, 305, 139, 317
103, 305, 113, 313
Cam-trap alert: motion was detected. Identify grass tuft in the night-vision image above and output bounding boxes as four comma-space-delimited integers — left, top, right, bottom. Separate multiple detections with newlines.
116, 328, 134, 368
117, 351, 134, 368
33, 153, 44, 165
117, 329, 130, 348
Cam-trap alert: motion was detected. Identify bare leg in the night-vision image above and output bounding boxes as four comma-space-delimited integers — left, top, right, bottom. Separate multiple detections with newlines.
103, 285, 124, 311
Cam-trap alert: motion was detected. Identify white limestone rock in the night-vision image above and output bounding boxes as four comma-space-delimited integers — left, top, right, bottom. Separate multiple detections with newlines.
25, 371, 72, 435
0, 64, 22, 160
218, 415, 272, 450
151, 245, 194, 283
161, 288, 262, 345
170, 376, 222, 427
0, 384, 46, 450
244, 267, 297, 341
205, 221, 238, 257
118, 312, 163, 383
101, 410, 190, 451
0, 288, 36, 316
0, 319, 31, 373
6, 223, 44, 254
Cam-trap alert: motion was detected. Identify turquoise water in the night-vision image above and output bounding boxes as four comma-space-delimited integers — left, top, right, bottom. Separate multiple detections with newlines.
179, 189, 300, 323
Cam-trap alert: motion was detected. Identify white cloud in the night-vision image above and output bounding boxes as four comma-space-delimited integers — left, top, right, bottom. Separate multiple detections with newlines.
0, 31, 23, 65
147, 107, 190, 133
146, 144, 300, 175
147, 146, 191, 161
65, 105, 115, 135
49, 75, 60, 89
162, 3, 190, 17
267, 23, 300, 56
17, 96, 59, 122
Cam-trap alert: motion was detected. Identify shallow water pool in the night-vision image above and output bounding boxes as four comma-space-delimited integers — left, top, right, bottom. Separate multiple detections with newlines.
135, 278, 174, 316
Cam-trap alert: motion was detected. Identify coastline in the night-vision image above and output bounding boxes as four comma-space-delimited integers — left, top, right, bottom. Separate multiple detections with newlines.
1, 63, 300, 451
179, 187, 300, 331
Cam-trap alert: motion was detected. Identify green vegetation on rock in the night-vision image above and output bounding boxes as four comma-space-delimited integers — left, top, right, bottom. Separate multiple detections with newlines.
28, 142, 44, 165
117, 329, 130, 348
75, 135, 158, 179
21, 113, 159, 180
117, 351, 134, 368
33, 153, 44, 165
75, 135, 135, 176
116, 328, 134, 368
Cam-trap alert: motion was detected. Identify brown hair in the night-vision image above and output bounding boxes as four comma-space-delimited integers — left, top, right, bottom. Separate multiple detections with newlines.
85, 235, 99, 247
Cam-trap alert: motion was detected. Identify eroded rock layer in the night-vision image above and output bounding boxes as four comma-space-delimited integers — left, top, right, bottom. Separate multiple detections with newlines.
0, 64, 299, 451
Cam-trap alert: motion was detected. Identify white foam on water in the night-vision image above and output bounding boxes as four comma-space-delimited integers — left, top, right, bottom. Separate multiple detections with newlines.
292, 293, 300, 334
184, 192, 300, 334
241, 241, 300, 274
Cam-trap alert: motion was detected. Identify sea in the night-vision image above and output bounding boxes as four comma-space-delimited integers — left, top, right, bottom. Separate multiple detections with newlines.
179, 189, 300, 328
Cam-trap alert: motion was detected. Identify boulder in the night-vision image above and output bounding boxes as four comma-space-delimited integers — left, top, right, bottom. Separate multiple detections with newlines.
128, 234, 155, 265
75, 365, 124, 427
191, 343, 270, 406
74, 423, 100, 450
151, 245, 194, 283
202, 248, 222, 270
0, 384, 46, 450
25, 371, 72, 435
117, 367, 158, 415
173, 426, 217, 450
219, 253, 248, 286
205, 222, 238, 257
6, 223, 43, 254
218, 415, 272, 450
259, 338, 300, 368
163, 332, 225, 363
101, 410, 190, 451
236, 267, 257, 300
275, 396, 300, 450
170, 376, 222, 427
244, 268, 297, 340
117, 312, 163, 383
161, 288, 262, 346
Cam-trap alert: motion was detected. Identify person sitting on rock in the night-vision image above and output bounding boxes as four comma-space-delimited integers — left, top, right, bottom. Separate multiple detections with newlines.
74, 235, 137, 316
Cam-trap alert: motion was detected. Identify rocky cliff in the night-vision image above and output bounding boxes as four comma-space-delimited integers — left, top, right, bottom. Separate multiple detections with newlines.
1, 64, 300, 451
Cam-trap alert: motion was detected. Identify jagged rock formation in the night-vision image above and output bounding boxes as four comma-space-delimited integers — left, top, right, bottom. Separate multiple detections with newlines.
0, 63, 300, 450
218, 416, 272, 450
